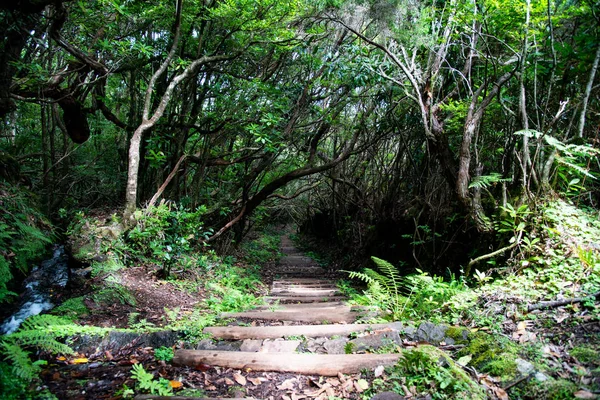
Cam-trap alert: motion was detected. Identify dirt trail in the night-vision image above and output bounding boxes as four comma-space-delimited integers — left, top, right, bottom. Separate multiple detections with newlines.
161, 233, 405, 400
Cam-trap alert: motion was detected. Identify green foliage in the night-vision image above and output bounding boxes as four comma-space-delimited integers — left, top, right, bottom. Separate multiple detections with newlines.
346, 257, 466, 321
0, 183, 54, 303
130, 363, 173, 396
92, 282, 137, 307
570, 345, 599, 364
127, 203, 210, 277
153, 346, 174, 363
51, 297, 89, 321
457, 332, 520, 381
366, 346, 484, 399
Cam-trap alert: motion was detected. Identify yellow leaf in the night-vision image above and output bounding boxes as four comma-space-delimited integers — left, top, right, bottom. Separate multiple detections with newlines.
517, 321, 528, 331
72, 358, 88, 364
56, 356, 66, 361
169, 380, 183, 389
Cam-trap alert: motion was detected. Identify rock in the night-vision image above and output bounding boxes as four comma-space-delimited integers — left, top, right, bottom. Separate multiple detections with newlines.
443, 337, 456, 345
534, 372, 549, 382
350, 330, 402, 352
240, 339, 263, 352
515, 358, 535, 375
196, 338, 241, 352
260, 339, 301, 353
402, 326, 416, 339
323, 338, 348, 354
414, 322, 448, 344
371, 391, 405, 400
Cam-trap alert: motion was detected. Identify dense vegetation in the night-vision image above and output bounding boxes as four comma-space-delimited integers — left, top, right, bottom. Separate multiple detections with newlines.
1, 0, 599, 398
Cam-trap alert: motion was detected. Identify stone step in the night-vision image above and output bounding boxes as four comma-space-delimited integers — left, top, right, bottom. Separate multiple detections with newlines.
173, 350, 402, 376
204, 322, 403, 340
221, 308, 358, 323
278, 256, 317, 266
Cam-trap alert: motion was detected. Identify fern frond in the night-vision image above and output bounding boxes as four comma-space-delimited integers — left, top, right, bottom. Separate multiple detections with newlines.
0, 342, 44, 381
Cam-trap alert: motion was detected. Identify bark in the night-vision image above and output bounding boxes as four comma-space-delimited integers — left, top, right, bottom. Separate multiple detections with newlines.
204, 322, 401, 340
173, 350, 402, 376
577, 42, 600, 138
527, 291, 600, 312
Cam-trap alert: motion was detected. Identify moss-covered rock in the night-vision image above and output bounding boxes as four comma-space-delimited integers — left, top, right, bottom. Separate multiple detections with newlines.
369, 345, 486, 400
457, 332, 520, 381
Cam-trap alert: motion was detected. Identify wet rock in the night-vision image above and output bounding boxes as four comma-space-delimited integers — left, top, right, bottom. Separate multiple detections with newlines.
71, 330, 181, 354
323, 338, 348, 354
350, 330, 402, 352
443, 337, 456, 345
371, 392, 405, 400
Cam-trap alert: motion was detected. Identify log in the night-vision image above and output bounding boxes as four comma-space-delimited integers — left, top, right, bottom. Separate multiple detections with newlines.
173, 350, 402, 375
265, 296, 347, 303
204, 322, 404, 340
220, 309, 357, 323
251, 302, 345, 311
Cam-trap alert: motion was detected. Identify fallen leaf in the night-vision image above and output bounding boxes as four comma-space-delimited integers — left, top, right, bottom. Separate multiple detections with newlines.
356, 379, 369, 391
194, 363, 211, 371
232, 372, 246, 386
457, 355, 472, 366
206, 385, 216, 391
574, 390, 596, 399
224, 377, 234, 385
291, 393, 306, 400
374, 365, 385, 377
248, 377, 263, 386
56, 356, 66, 361
516, 321, 528, 331
72, 358, 88, 364
169, 380, 183, 389
282, 396, 292, 400
278, 378, 296, 390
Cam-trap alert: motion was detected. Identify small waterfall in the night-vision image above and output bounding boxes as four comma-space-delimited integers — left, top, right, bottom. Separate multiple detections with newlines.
1, 246, 70, 334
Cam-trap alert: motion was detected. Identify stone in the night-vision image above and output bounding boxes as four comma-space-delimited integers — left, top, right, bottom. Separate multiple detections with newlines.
370, 391, 405, 400
515, 358, 535, 375
195, 339, 241, 352
443, 337, 456, 345
350, 330, 402, 352
260, 339, 301, 353
534, 372, 549, 382
323, 338, 348, 354
414, 322, 448, 344
240, 339, 263, 352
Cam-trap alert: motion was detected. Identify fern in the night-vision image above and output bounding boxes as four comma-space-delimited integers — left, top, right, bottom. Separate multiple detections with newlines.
130, 363, 173, 396
469, 173, 511, 189
0, 342, 47, 382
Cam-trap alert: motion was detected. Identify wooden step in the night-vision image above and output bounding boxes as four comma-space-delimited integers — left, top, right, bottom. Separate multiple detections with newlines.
221, 309, 357, 323
205, 322, 403, 340
251, 302, 346, 311
271, 289, 341, 296
135, 396, 251, 400
265, 296, 347, 303
273, 278, 333, 284
173, 350, 402, 376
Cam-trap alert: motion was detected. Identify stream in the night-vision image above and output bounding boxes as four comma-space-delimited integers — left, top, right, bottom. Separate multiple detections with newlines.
1, 246, 70, 334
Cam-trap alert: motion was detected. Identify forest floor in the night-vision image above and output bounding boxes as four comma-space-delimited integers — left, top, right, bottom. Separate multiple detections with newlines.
4, 201, 600, 400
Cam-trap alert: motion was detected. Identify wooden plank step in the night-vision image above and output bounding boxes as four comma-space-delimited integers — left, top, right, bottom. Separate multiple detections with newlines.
221, 309, 357, 323
173, 350, 401, 376
265, 296, 347, 303
246, 305, 350, 314
272, 283, 338, 289
269, 291, 342, 298
204, 322, 403, 340
271, 289, 341, 295
251, 302, 346, 311
273, 278, 332, 283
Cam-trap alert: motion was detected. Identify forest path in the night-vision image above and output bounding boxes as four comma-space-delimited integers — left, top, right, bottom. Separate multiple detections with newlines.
162, 232, 406, 400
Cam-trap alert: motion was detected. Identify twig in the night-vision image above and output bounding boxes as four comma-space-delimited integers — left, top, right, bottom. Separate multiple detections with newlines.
527, 291, 600, 312
503, 372, 532, 391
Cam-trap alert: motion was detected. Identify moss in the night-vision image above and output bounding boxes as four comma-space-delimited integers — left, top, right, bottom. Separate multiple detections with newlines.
446, 326, 469, 342
457, 332, 520, 381
393, 345, 486, 400
513, 377, 578, 400
52, 296, 89, 320
570, 345, 600, 364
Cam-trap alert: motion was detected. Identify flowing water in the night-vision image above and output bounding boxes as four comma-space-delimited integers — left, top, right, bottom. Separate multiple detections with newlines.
1, 246, 70, 334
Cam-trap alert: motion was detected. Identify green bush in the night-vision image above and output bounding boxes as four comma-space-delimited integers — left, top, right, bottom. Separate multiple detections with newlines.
0, 183, 54, 303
